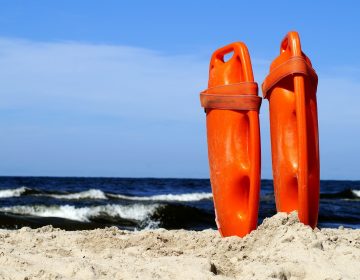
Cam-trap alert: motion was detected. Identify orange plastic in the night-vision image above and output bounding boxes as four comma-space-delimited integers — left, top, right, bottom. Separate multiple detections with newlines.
200, 43, 261, 237
262, 31, 320, 228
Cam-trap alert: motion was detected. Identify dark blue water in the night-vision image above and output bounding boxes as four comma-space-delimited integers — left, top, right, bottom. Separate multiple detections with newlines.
0, 176, 359, 230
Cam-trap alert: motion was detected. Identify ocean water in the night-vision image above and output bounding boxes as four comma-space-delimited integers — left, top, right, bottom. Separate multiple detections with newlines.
0, 176, 359, 231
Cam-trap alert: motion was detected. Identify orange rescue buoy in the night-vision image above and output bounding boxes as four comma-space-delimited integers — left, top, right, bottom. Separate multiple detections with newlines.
262, 31, 320, 228
200, 43, 262, 237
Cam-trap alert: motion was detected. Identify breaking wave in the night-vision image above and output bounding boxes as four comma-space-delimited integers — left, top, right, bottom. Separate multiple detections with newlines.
0, 204, 159, 223
110, 192, 213, 202
48, 189, 107, 200
0, 187, 29, 198
1, 185, 359, 202
0, 187, 212, 202
352, 189, 360, 198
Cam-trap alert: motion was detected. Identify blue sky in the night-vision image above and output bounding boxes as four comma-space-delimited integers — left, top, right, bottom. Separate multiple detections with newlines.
0, 1, 359, 179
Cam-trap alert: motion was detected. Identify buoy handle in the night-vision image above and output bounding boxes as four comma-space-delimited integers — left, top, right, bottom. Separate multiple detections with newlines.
280, 31, 302, 56
208, 43, 254, 87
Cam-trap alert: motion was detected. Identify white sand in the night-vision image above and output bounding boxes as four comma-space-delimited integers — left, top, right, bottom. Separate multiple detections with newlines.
0, 212, 359, 280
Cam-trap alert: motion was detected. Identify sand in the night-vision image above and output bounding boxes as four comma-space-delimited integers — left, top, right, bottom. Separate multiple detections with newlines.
0, 212, 359, 280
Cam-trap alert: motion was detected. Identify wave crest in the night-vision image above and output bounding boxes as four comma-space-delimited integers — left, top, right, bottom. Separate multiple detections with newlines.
49, 189, 107, 200
0, 187, 29, 198
0, 204, 159, 223
111, 192, 213, 202
0, 186, 213, 202
352, 189, 360, 198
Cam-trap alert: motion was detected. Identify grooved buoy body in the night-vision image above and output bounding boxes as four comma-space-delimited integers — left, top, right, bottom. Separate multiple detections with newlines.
262, 32, 320, 228
200, 43, 262, 237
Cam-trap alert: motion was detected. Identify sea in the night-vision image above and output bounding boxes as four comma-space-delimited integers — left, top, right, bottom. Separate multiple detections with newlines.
0, 176, 359, 231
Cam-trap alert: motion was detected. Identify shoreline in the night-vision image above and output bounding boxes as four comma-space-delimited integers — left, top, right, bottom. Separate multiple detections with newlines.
0, 212, 359, 279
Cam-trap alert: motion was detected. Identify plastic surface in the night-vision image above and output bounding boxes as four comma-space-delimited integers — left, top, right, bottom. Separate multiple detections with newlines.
262, 31, 320, 228
201, 43, 261, 237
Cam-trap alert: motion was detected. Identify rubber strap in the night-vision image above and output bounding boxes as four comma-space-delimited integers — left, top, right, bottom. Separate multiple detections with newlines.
200, 82, 262, 111
262, 56, 318, 99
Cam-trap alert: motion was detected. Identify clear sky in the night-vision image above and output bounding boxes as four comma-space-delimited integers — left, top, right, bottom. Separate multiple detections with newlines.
0, 0, 359, 179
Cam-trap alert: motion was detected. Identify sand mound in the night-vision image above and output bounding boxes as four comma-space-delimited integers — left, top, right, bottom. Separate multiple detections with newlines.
0, 212, 359, 279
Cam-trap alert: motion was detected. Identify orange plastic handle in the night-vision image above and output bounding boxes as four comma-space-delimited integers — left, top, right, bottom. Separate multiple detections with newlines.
208, 43, 255, 87
280, 32, 302, 56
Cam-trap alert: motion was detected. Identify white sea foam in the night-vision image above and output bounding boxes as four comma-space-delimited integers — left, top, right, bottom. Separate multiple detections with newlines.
49, 189, 107, 200
0, 186, 213, 202
0, 204, 159, 222
352, 189, 360, 198
0, 187, 28, 198
111, 192, 213, 202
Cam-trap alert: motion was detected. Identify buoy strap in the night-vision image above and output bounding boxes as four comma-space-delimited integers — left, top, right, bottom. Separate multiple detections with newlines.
200, 82, 262, 111
262, 56, 318, 99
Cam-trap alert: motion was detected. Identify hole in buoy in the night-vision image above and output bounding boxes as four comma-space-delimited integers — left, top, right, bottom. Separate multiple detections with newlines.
223, 51, 234, 63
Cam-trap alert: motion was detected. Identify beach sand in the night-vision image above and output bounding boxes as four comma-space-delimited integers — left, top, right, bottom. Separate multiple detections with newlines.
0, 212, 359, 280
